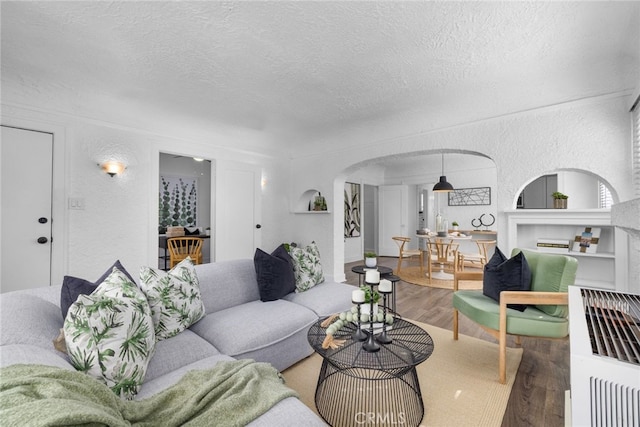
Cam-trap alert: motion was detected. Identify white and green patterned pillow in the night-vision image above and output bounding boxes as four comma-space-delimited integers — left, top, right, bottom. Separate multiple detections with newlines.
139, 257, 206, 340
290, 241, 325, 292
63, 267, 155, 400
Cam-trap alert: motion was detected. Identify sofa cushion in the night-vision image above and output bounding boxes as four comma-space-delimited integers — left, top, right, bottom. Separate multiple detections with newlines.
283, 281, 355, 317
0, 293, 64, 349
254, 244, 296, 302
63, 267, 156, 399
144, 329, 220, 382
0, 344, 73, 370
60, 260, 136, 319
139, 257, 206, 340
135, 354, 236, 400
483, 247, 531, 311
195, 259, 261, 313
289, 241, 325, 292
189, 300, 317, 358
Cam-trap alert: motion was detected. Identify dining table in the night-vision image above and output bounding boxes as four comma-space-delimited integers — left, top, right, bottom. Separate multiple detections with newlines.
416, 233, 472, 280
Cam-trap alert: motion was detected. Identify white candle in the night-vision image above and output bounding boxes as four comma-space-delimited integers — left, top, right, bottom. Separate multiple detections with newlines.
379, 279, 392, 293
352, 289, 365, 303
365, 270, 380, 284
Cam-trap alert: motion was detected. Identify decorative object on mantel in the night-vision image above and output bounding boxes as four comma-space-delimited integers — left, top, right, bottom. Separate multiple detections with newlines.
537, 238, 570, 253
312, 192, 328, 211
364, 252, 377, 268
471, 213, 495, 231
572, 227, 600, 253
552, 192, 568, 209
452, 221, 459, 231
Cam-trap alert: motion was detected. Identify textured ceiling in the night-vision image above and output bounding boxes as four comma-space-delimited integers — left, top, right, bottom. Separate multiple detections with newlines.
1, 1, 639, 156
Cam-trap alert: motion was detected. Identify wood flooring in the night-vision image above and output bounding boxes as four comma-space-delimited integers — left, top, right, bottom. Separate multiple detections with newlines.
344, 257, 569, 427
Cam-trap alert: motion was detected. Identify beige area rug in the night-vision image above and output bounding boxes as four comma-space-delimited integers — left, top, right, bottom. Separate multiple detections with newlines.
397, 266, 483, 290
282, 321, 522, 427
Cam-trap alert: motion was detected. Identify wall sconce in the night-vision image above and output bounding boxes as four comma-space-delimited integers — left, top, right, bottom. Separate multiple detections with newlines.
100, 161, 126, 177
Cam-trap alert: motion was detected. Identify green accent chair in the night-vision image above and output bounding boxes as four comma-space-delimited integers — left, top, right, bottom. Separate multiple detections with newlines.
453, 248, 578, 384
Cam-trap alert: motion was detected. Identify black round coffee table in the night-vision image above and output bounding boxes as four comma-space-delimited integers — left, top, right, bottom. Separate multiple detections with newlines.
308, 317, 434, 427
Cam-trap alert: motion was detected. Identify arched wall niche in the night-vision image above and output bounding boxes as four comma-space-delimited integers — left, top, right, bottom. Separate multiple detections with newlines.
515, 168, 618, 210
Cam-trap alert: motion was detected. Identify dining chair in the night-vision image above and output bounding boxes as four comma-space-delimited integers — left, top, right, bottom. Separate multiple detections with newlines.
452, 248, 578, 384
425, 238, 459, 283
167, 237, 203, 268
392, 236, 423, 275
457, 239, 496, 271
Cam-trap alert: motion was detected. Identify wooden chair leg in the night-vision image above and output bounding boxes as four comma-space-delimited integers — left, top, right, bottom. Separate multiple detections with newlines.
453, 308, 459, 340
396, 254, 403, 275
499, 302, 508, 384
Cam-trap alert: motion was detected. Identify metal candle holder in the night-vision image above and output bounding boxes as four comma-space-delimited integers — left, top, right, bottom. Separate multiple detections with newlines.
362, 280, 380, 352
352, 300, 368, 341
376, 290, 392, 344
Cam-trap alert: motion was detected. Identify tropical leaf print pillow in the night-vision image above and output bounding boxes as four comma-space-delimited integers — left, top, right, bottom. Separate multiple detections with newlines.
139, 257, 206, 340
289, 241, 325, 292
63, 267, 155, 400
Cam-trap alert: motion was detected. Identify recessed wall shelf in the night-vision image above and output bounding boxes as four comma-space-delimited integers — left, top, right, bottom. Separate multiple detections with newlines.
294, 189, 330, 213
505, 209, 627, 291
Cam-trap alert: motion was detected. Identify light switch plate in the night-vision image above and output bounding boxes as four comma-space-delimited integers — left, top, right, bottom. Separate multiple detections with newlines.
68, 197, 85, 210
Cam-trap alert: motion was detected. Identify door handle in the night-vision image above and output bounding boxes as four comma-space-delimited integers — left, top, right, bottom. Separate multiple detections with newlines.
37, 237, 48, 244
255, 224, 262, 229
38, 217, 48, 224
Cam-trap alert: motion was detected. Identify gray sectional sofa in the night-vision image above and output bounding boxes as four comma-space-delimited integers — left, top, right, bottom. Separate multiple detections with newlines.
0, 258, 355, 425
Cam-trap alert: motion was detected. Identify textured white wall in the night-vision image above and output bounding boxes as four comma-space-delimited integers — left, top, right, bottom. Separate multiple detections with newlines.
1, 93, 634, 287
290, 94, 634, 281
1, 105, 292, 283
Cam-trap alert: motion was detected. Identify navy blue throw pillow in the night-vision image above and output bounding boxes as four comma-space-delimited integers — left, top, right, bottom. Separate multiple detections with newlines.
254, 244, 296, 302
482, 248, 532, 312
60, 260, 136, 319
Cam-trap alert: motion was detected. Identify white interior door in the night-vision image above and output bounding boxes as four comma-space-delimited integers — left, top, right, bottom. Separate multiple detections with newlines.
215, 160, 261, 261
378, 185, 409, 257
1, 126, 53, 292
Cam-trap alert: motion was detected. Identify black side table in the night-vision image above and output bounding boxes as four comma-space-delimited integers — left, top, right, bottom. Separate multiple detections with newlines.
351, 265, 399, 312
308, 317, 434, 427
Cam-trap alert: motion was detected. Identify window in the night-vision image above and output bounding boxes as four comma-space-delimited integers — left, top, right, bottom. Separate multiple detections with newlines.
598, 181, 613, 209
633, 95, 640, 197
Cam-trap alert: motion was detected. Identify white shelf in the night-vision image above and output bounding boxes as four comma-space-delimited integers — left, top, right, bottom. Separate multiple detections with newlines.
293, 210, 331, 214
527, 247, 615, 259
506, 209, 625, 292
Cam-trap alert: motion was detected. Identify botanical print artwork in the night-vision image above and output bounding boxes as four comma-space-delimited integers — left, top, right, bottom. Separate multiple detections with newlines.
159, 175, 197, 228
344, 182, 361, 237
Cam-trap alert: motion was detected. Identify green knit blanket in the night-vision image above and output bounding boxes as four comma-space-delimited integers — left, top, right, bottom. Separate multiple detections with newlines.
0, 360, 298, 427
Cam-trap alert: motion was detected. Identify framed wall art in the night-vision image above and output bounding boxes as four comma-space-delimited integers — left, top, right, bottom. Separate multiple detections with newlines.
448, 187, 491, 206
344, 182, 361, 237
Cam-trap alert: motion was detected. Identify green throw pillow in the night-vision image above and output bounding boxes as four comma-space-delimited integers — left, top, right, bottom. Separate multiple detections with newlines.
289, 241, 325, 292
139, 257, 206, 340
63, 267, 156, 400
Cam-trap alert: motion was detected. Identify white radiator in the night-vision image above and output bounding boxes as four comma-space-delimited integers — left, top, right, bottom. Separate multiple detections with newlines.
569, 286, 640, 426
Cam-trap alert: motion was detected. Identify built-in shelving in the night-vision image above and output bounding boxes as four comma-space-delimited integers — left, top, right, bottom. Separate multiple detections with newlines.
293, 189, 330, 213
505, 209, 627, 290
